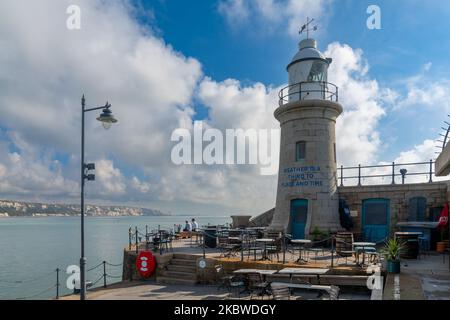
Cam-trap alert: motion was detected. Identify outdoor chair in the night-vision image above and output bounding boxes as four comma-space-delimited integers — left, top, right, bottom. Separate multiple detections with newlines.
270, 284, 291, 300
265, 232, 283, 262
328, 285, 340, 300
218, 236, 239, 258
215, 265, 246, 299
245, 237, 262, 261
335, 233, 355, 265
247, 273, 270, 300
308, 247, 326, 262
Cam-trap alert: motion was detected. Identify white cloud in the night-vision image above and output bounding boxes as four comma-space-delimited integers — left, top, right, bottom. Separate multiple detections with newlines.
218, 0, 333, 36
325, 43, 386, 166
95, 159, 126, 195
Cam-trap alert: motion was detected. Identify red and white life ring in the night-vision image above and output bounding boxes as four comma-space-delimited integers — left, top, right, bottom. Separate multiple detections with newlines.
136, 251, 156, 278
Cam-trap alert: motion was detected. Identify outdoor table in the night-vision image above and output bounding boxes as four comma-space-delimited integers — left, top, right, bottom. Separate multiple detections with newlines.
291, 239, 311, 263
277, 267, 329, 285
233, 269, 277, 281
353, 242, 376, 266
256, 238, 275, 261
232, 269, 277, 296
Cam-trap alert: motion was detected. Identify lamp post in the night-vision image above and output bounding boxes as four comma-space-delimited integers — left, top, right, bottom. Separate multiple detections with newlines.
80, 95, 117, 300
400, 169, 407, 185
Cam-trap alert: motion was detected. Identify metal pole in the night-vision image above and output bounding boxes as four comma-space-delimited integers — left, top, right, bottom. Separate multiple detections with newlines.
202, 231, 206, 259
429, 160, 433, 183
145, 225, 148, 250
331, 236, 334, 268
103, 261, 107, 288
282, 232, 286, 264
80, 95, 86, 301
56, 268, 60, 300
128, 227, 132, 251
391, 162, 395, 185
358, 164, 361, 186
135, 226, 138, 253
340, 165, 344, 187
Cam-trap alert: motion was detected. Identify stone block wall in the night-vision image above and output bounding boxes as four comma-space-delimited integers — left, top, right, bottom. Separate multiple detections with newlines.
338, 182, 448, 235
122, 248, 173, 281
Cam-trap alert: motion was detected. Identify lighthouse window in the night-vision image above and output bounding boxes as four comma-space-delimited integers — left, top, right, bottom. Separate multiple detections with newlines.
296, 141, 306, 161
307, 61, 327, 82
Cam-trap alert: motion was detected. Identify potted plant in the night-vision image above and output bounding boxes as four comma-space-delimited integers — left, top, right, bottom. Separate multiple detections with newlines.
380, 238, 405, 274
310, 227, 330, 247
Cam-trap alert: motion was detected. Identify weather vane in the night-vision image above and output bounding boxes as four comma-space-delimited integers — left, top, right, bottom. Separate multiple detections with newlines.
299, 17, 318, 39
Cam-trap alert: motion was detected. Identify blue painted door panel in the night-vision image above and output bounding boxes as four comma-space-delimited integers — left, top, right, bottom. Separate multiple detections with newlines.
362, 199, 390, 243
290, 199, 308, 239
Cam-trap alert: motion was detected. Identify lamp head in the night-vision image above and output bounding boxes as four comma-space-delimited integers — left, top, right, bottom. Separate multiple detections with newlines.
96, 103, 117, 130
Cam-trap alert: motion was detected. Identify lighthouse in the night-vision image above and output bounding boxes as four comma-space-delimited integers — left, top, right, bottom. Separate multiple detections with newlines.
270, 21, 343, 238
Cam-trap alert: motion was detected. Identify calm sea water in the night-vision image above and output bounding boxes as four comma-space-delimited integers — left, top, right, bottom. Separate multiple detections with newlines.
0, 215, 230, 300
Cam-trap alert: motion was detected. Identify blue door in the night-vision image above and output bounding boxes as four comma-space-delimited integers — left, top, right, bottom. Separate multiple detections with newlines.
290, 199, 308, 239
362, 199, 390, 243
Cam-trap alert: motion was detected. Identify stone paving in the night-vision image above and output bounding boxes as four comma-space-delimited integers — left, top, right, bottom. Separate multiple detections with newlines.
60, 280, 370, 300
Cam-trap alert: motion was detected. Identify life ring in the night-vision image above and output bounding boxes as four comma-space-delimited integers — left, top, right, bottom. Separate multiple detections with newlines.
136, 251, 156, 278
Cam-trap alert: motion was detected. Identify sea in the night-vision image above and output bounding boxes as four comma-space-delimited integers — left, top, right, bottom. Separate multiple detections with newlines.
0, 215, 230, 300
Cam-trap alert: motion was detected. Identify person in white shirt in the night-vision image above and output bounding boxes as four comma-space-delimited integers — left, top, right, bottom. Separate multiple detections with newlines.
191, 218, 199, 231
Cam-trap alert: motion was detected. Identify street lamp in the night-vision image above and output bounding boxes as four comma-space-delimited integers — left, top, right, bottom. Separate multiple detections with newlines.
400, 168, 407, 185
80, 95, 117, 300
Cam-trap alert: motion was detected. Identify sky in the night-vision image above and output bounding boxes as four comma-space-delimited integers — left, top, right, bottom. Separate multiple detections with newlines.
1, 0, 450, 216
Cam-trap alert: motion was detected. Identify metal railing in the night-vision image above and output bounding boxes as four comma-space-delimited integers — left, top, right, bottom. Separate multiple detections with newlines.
338, 160, 435, 187
278, 81, 339, 106
0, 260, 123, 300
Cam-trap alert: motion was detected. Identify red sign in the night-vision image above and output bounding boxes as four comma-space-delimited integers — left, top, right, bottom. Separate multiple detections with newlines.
136, 251, 156, 278
438, 203, 449, 229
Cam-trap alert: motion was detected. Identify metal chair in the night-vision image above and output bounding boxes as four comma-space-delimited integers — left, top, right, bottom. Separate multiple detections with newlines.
215, 265, 246, 299
247, 273, 270, 300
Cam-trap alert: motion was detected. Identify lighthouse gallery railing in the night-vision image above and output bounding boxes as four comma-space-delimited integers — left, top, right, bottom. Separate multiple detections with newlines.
278, 81, 339, 106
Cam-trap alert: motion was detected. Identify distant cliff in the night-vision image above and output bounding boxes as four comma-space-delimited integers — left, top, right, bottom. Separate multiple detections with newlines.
0, 200, 167, 217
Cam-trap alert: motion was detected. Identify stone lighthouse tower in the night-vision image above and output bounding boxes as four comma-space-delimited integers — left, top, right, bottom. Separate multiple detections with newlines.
270, 26, 343, 238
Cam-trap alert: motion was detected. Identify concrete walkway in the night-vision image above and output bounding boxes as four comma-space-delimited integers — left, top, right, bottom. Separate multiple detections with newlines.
60, 280, 370, 300
384, 253, 450, 300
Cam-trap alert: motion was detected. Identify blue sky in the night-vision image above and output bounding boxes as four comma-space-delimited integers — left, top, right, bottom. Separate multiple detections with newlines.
1, 0, 450, 214
143, 0, 450, 160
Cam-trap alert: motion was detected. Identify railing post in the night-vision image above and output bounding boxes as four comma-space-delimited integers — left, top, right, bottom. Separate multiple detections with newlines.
391, 162, 395, 185
128, 227, 132, 251
331, 236, 334, 269
340, 165, 344, 187
103, 261, 107, 288
135, 226, 138, 253
203, 231, 206, 259
358, 164, 362, 186
429, 159, 433, 183
145, 225, 149, 250
56, 268, 60, 300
